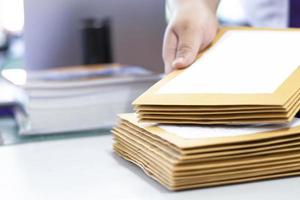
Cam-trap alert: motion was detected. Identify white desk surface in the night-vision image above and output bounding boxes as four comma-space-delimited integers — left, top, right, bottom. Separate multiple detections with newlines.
1, 134, 300, 200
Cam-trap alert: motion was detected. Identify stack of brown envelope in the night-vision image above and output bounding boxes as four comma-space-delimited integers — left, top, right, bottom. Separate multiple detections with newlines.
133, 27, 300, 125
113, 113, 300, 191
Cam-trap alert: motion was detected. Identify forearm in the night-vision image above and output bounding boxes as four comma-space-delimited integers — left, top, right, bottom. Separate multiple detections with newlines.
166, 0, 220, 23
172, 0, 220, 12
205, 0, 220, 11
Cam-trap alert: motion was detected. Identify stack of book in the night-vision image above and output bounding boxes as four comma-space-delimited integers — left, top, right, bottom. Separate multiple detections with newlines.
113, 27, 300, 190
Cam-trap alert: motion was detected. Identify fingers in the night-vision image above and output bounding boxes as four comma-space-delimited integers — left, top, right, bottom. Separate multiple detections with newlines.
163, 27, 177, 73
172, 26, 203, 69
163, 25, 203, 73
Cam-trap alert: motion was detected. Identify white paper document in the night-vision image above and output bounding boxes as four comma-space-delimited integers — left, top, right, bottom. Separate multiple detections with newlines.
160, 118, 300, 139
158, 30, 300, 94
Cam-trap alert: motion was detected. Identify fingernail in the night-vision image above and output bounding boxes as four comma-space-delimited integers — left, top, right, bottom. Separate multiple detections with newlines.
172, 57, 184, 68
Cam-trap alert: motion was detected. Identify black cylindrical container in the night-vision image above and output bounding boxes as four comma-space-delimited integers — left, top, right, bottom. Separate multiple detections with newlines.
81, 18, 113, 64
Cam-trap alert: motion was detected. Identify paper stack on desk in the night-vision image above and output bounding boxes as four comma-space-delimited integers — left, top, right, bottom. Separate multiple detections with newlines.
113, 27, 300, 191
134, 28, 300, 125
19, 65, 161, 135
113, 113, 300, 191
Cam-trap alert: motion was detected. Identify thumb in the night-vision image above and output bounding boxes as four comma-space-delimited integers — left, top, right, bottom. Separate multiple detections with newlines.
172, 31, 202, 69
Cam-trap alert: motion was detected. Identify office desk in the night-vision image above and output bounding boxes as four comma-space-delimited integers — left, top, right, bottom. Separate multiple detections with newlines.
1, 134, 300, 200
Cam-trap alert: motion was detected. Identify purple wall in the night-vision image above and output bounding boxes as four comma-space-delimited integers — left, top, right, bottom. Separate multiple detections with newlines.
24, 0, 166, 72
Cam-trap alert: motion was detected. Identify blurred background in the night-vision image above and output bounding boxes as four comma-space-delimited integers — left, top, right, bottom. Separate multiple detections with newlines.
0, 0, 166, 73
0, 0, 247, 76
2, 0, 297, 143
0, 0, 25, 71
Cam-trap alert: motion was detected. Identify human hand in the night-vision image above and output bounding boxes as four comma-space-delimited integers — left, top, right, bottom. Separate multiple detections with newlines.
163, 0, 219, 73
